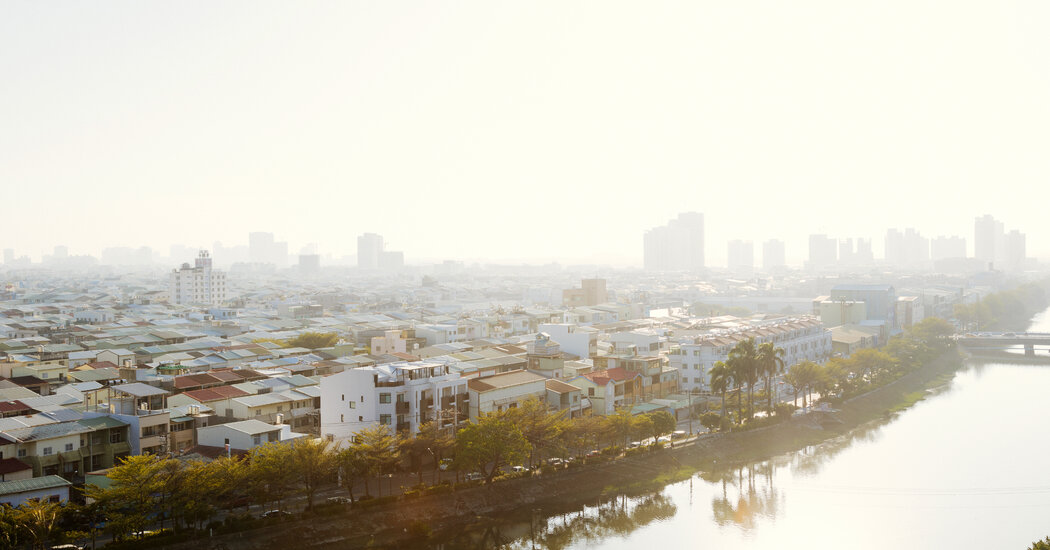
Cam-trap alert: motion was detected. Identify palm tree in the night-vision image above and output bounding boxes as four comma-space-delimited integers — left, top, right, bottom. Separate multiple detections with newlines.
709, 360, 731, 419
729, 339, 760, 420
757, 342, 786, 414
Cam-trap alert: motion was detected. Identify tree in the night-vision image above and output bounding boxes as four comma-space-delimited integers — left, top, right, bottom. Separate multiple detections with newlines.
647, 411, 676, 441
700, 412, 723, 432
709, 361, 732, 419
14, 499, 61, 550
1029, 536, 1050, 550
729, 338, 760, 420
287, 332, 339, 349
501, 398, 567, 468
784, 361, 822, 409
85, 454, 168, 540
454, 413, 530, 484
291, 438, 337, 509
336, 445, 369, 502
606, 408, 635, 449
0, 503, 24, 550
248, 442, 297, 509
757, 342, 785, 414
354, 424, 400, 497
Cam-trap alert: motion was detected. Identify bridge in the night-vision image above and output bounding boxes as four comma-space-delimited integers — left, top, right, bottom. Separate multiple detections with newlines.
955, 332, 1050, 356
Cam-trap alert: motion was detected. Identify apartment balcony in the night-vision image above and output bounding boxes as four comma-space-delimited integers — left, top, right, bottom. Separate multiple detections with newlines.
396, 421, 411, 432
420, 397, 433, 408
395, 401, 410, 414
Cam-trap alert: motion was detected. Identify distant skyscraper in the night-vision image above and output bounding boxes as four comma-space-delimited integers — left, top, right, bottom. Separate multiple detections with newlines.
248, 231, 289, 267
762, 239, 786, 270
643, 212, 704, 271
2, 249, 13, 265
357, 233, 404, 270
1003, 230, 1026, 271
726, 240, 754, 271
807, 234, 837, 270
885, 228, 929, 267
974, 215, 1003, 266
931, 236, 966, 261
357, 233, 384, 269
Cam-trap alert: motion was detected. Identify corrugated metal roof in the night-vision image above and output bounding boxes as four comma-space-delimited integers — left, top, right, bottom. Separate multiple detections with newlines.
0, 475, 72, 495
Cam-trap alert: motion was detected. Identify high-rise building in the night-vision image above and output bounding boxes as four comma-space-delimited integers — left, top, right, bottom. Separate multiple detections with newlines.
2, 249, 13, 265
762, 239, 786, 270
885, 228, 929, 267
169, 250, 227, 305
726, 240, 754, 271
931, 236, 966, 261
248, 232, 289, 267
974, 215, 1025, 270
357, 233, 404, 270
357, 233, 384, 269
643, 212, 704, 271
807, 234, 837, 270
1003, 230, 1026, 271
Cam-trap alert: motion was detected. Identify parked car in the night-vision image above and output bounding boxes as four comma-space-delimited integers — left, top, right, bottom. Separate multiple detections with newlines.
672, 430, 687, 439
586, 449, 601, 458
510, 465, 529, 473
628, 441, 642, 449
464, 472, 485, 481
657, 435, 672, 444
261, 510, 291, 519
326, 496, 352, 505
439, 458, 453, 471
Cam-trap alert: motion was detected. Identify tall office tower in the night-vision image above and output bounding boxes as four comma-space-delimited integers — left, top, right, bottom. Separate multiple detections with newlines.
643, 212, 704, 271
931, 236, 967, 261
169, 250, 227, 305
249, 232, 274, 264
807, 234, 837, 270
357, 233, 384, 269
885, 228, 929, 267
974, 215, 1003, 266
2, 249, 12, 265
855, 238, 874, 264
1003, 230, 1026, 271
726, 240, 754, 271
838, 239, 855, 265
762, 239, 786, 270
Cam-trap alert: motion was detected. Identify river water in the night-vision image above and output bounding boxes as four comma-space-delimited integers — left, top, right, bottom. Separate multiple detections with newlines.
466, 308, 1050, 550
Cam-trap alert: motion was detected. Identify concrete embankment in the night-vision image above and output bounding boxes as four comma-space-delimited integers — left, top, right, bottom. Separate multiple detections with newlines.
158, 351, 963, 550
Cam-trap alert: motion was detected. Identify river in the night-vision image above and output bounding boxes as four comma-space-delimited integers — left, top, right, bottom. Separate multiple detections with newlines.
453, 308, 1050, 550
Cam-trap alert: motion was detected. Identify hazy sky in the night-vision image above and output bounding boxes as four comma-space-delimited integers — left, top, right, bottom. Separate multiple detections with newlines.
4, 2, 1050, 266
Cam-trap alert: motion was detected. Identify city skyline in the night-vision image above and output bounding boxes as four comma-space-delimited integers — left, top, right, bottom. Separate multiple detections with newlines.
6, 3, 1050, 266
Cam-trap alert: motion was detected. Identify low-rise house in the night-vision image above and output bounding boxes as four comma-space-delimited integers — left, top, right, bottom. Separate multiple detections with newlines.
467, 369, 547, 421
0, 475, 72, 506
567, 368, 642, 415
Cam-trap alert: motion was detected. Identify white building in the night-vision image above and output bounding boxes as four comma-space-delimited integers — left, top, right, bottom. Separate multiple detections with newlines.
169, 250, 227, 306
669, 316, 832, 393
319, 362, 467, 447
538, 323, 598, 360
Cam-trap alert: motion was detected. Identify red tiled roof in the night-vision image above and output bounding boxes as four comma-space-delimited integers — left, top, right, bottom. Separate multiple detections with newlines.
583, 367, 640, 385
0, 400, 30, 414
173, 373, 224, 389
0, 457, 32, 475
181, 386, 250, 403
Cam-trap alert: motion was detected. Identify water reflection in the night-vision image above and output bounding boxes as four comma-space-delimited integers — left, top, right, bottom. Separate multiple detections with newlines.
437, 493, 678, 549
710, 462, 782, 530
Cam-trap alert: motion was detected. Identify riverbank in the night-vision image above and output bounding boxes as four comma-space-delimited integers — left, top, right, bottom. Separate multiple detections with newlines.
144, 349, 963, 550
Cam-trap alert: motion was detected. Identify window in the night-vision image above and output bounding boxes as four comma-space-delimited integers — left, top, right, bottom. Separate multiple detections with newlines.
253, 435, 261, 446
360, 395, 364, 402
110, 432, 123, 444
341, 394, 344, 401
255, 410, 261, 416
588, 388, 595, 396
340, 414, 344, 423
17, 449, 26, 458
358, 416, 363, 422
379, 393, 391, 404
65, 443, 74, 452
277, 405, 283, 412
42, 447, 53, 456
379, 414, 391, 425
348, 401, 356, 409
